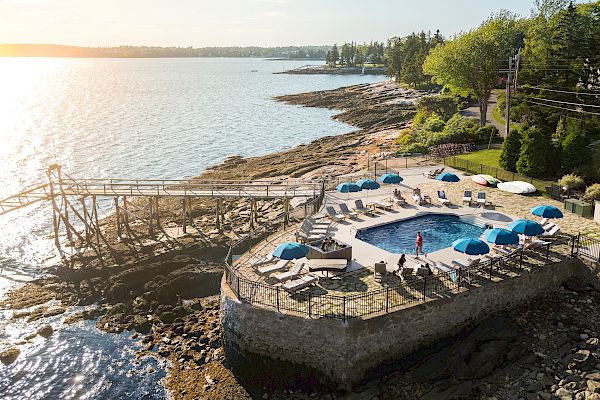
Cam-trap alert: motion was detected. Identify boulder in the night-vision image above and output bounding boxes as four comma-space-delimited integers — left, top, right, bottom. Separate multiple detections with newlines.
159, 311, 175, 324
0, 346, 20, 365
588, 380, 600, 394
105, 282, 129, 302
132, 315, 152, 334
467, 340, 509, 379
37, 324, 54, 338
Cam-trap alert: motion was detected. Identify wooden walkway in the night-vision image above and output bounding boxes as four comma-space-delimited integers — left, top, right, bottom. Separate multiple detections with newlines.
0, 172, 321, 217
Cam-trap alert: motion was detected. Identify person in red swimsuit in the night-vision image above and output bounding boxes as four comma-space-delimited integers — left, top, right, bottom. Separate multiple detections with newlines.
415, 231, 423, 257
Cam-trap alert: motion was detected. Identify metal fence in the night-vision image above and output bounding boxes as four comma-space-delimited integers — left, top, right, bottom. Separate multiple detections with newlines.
443, 156, 561, 197
224, 224, 580, 321
575, 234, 600, 264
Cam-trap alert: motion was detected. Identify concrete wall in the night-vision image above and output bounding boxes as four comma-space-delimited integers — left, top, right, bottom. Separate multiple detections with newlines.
221, 258, 585, 389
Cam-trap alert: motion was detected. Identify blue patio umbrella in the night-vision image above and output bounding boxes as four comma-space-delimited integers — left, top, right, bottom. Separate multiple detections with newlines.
272, 242, 309, 260
436, 172, 460, 182
483, 228, 520, 246
508, 219, 545, 236
531, 205, 563, 219
377, 173, 404, 184
378, 173, 404, 200
356, 179, 381, 190
336, 182, 362, 193
452, 238, 490, 255
356, 178, 380, 203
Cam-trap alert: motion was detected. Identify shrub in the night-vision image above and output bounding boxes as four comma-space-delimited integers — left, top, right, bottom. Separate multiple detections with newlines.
416, 95, 458, 121
558, 174, 585, 190
516, 126, 555, 178
584, 184, 600, 202
499, 128, 523, 172
395, 132, 412, 146
423, 113, 446, 132
561, 122, 592, 175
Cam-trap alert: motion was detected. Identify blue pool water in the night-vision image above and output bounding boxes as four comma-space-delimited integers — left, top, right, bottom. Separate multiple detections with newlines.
356, 214, 485, 254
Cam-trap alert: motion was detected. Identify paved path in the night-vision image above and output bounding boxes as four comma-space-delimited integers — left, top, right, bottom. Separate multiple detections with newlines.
461, 91, 505, 137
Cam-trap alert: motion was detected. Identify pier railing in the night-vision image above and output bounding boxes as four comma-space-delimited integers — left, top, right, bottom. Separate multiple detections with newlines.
224, 220, 585, 321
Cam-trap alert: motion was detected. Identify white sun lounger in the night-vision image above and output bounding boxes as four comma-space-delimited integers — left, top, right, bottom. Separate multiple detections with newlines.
543, 225, 561, 236
338, 203, 359, 218
354, 199, 375, 216
463, 190, 473, 205
451, 258, 480, 269
326, 206, 347, 222
257, 259, 289, 276
249, 254, 274, 267
437, 190, 450, 206
272, 259, 306, 283
282, 274, 318, 292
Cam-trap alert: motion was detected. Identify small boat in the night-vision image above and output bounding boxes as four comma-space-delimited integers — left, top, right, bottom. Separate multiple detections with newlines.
250, 69, 258, 72
497, 181, 536, 194
471, 175, 489, 186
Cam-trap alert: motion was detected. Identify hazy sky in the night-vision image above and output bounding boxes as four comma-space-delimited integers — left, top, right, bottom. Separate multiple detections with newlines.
0, 0, 585, 47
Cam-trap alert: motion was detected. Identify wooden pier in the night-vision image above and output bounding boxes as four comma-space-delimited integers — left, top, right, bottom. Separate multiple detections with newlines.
0, 165, 325, 266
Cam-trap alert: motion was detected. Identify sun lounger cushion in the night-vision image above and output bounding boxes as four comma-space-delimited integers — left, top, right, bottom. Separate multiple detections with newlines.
257, 259, 289, 276
273, 261, 305, 282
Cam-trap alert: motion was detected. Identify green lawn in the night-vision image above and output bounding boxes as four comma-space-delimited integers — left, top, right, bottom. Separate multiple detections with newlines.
457, 149, 502, 168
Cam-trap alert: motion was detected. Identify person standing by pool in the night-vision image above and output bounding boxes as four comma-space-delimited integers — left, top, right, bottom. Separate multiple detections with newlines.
415, 231, 423, 257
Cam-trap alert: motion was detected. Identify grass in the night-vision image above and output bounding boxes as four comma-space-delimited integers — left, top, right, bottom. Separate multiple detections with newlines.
492, 106, 506, 125
457, 149, 502, 168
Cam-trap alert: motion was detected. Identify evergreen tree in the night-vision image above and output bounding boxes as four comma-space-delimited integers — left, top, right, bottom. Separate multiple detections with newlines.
331, 44, 339, 66
516, 127, 555, 177
499, 127, 523, 172
561, 121, 591, 174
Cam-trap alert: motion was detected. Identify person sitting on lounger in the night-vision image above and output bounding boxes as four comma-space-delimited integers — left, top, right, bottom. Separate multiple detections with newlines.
412, 187, 424, 205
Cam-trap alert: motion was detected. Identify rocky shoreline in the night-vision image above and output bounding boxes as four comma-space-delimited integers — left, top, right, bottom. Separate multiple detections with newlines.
0, 81, 425, 399
3, 79, 598, 399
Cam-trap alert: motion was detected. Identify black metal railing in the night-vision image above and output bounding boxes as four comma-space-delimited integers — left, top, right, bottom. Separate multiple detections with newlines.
443, 156, 561, 198
224, 224, 583, 321
574, 234, 600, 264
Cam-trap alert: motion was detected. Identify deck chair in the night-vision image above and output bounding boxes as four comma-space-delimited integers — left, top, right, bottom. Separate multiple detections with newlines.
395, 194, 407, 207
373, 261, 387, 282
540, 218, 549, 226
301, 220, 328, 234
462, 190, 473, 205
354, 199, 375, 216
325, 206, 346, 222
272, 259, 306, 283
257, 259, 289, 276
338, 203, 359, 218
542, 225, 561, 237
249, 254, 274, 268
297, 230, 325, 242
543, 221, 556, 231
451, 258, 480, 269
282, 274, 318, 292
477, 192, 491, 207
307, 216, 329, 227
493, 245, 522, 257
436, 190, 450, 206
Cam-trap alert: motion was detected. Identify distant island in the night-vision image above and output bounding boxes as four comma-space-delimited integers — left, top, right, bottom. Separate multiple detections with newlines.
0, 44, 329, 59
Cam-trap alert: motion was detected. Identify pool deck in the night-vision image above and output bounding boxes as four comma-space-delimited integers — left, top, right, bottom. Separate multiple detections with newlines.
323, 165, 517, 274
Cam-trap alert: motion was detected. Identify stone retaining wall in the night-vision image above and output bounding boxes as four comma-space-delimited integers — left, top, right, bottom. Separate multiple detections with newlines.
221, 258, 586, 389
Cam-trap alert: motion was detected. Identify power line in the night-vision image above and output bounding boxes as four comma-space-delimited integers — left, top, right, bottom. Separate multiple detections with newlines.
530, 97, 600, 108
522, 85, 600, 96
524, 99, 600, 116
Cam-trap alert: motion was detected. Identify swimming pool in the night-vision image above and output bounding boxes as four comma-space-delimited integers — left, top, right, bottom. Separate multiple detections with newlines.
356, 214, 485, 254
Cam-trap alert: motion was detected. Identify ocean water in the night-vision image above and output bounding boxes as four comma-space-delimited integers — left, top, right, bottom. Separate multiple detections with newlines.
0, 57, 383, 399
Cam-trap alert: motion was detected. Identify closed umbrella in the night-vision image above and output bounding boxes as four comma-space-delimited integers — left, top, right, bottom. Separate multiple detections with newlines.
508, 219, 545, 236
483, 228, 519, 246
452, 238, 490, 255
531, 205, 563, 219
377, 173, 403, 200
356, 178, 380, 204
272, 242, 309, 260
436, 172, 460, 182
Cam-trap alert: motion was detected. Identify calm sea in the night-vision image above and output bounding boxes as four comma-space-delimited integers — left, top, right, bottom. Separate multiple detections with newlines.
0, 57, 383, 399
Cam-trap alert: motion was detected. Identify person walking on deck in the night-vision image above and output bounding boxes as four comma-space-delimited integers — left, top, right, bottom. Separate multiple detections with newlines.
415, 231, 423, 257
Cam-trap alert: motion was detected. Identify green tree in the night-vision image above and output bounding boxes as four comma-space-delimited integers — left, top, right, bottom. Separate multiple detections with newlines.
331, 44, 339, 66
499, 127, 523, 172
561, 122, 591, 174
516, 126, 554, 177
424, 12, 521, 126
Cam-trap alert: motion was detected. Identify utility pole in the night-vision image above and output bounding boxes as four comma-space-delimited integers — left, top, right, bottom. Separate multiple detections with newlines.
513, 48, 521, 94
505, 55, 514, 139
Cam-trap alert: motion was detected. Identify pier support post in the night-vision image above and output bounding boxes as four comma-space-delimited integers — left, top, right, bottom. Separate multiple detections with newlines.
148, 197, 154, 237
182, 197, 187, 234
114, 196, 122, 238
215, 198, 221, 230
81, 196, 91, 245
283, 197, 289, 228
250, 198, 256, 229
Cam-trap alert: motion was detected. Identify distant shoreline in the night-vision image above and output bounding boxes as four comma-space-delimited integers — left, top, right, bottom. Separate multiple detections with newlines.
277, 65, 386, 76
